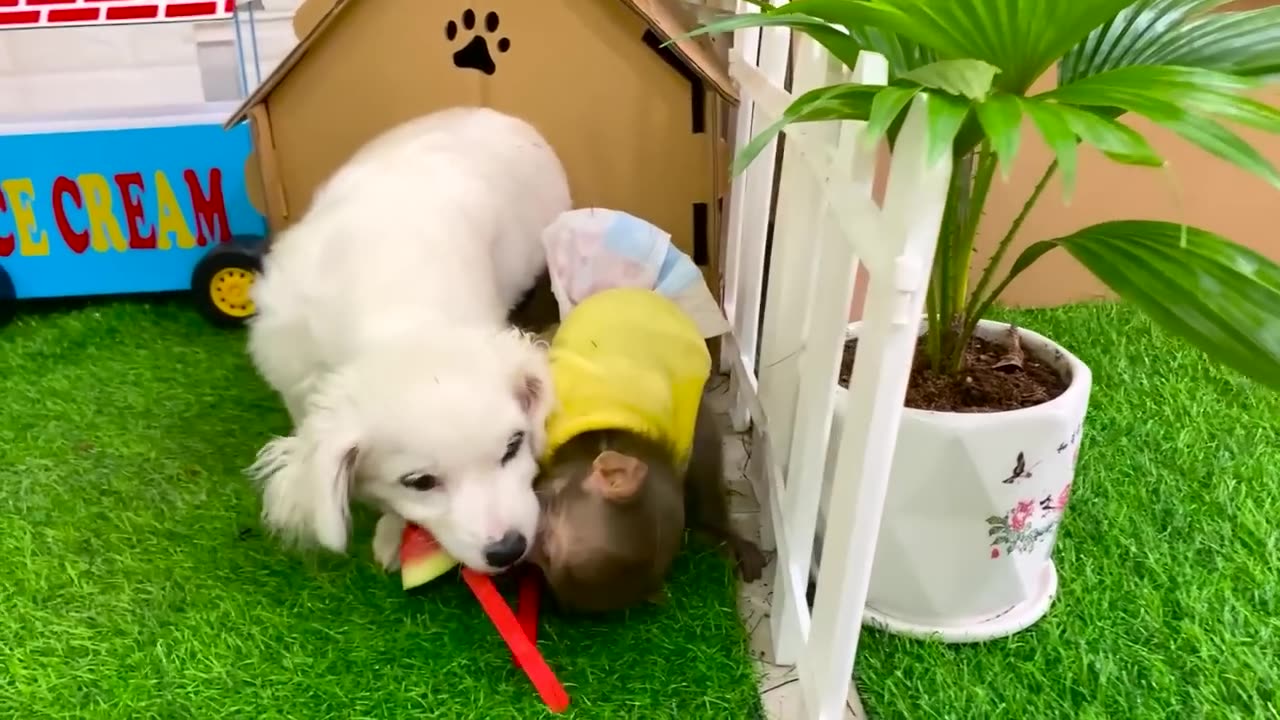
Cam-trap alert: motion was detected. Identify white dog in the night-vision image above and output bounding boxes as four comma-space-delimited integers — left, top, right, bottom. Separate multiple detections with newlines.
245, 107, 571, 574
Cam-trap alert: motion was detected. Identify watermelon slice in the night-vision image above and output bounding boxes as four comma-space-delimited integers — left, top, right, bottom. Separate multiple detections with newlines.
400, 523, 459, 589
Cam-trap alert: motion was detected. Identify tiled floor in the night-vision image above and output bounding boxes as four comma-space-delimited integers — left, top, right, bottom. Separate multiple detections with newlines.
705, 377, 866, 720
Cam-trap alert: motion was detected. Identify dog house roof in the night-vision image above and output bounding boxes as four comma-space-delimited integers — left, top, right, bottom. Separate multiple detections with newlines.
223, 0, 736, 130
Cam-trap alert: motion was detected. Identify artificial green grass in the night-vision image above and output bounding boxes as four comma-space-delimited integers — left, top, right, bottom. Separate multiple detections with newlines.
0, 300, 760, 719
854, 302, 1280, 720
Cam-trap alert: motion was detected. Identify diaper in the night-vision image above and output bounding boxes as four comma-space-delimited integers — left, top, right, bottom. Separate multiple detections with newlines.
540, 208, 731, 338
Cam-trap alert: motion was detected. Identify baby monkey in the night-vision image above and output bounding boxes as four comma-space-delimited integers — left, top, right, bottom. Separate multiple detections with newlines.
532, 402, 765, 612
527, 288, 765, 613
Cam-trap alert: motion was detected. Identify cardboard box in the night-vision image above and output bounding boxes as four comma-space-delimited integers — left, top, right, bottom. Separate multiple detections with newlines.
225, 0, 736, 297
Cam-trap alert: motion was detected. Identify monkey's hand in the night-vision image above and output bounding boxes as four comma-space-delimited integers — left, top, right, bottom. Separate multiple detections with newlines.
727, 534, 766, 583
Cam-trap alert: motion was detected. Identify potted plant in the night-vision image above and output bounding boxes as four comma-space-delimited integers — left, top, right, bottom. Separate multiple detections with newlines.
689, 0, 1280, 641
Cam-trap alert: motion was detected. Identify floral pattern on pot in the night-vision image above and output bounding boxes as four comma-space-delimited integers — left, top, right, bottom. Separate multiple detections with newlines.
987, 499, 1058, 558
989, 436, 1082, 559
989, 484, 1075, 559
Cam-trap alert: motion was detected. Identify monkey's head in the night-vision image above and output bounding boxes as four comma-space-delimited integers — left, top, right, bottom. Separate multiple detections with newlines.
530, 433, 685, 613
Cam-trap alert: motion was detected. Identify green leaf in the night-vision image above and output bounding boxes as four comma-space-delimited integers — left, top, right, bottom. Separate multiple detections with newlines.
773, 0, 1138, 93
797, 25, 868, 71
900, 59, 1001, 100
1043, 66, 1280, 188
1003, 239, 1062, 287
1061, 1, 1280, 83
1060, 0, 1227, 83
1049, 64, 1276, 126
1046, 65, 1262, 106
1182, 93, 1280, 136
1051, 221, 1280, 391
730, 84, 882, 174
974, 93, 1023, 178
922, 93, 973, 166
847, 26, 937, 77
1054, 104, 1163, 167
674, 12, 865, 70
680, 5, 939, 77
865, 85, 920, 147
1144, 107, 1279, 189
679, 10, 835, 39
1163, 8, 1280, 77
1020, 99, 1079, 198
732, 115, 788, 176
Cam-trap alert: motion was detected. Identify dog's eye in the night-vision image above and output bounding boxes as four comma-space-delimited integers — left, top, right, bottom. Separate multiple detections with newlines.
400, 473, 440, 491
501, 431, 525, 465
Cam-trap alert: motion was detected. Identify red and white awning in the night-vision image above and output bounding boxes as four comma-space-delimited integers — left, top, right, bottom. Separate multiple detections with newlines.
0, 0, 236, 30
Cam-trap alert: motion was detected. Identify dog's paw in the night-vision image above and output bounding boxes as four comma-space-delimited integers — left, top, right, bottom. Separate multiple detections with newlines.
373, 513, 406, 571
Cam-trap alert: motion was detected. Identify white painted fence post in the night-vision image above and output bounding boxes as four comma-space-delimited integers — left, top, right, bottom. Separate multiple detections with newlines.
718, 0, 762, 386
799, 95, 952, 719
761, 40, 889, 667
720, 0, 789, 433
755, 40, 821, 466
718, 15, 952, 714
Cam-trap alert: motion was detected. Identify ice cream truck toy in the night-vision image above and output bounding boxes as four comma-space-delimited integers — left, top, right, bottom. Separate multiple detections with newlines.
0, 0, 269, 329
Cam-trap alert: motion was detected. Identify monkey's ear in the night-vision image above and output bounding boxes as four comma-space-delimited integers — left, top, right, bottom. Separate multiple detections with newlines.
585, 450, 648, 502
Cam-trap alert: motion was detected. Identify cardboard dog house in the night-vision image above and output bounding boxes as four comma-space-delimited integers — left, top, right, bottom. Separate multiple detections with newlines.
225, 0, 736, 292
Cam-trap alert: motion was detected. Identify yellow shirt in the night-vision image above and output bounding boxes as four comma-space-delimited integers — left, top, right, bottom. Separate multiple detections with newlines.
542, 288, 711, 470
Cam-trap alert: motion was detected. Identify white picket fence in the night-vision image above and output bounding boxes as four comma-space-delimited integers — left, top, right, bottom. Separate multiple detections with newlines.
716, 6, 953, 718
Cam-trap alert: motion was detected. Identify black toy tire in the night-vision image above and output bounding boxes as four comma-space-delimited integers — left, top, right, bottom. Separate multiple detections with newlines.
0, 263, 14, 329
191, 240, 264, 328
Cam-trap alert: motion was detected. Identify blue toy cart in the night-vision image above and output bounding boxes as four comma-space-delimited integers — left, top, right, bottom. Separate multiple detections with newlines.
0, 0, 270, 328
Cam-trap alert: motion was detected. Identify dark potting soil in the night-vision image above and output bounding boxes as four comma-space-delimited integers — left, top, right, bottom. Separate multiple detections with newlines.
838, 331, 1070, 413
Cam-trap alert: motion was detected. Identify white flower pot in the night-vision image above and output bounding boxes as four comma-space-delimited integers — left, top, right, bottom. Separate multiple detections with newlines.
816, 319, 1091, 643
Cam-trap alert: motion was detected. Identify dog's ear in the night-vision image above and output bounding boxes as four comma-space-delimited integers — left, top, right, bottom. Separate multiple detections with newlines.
502, 328, 554, 426
516, 371, 546, 418
248, 379, 362, 554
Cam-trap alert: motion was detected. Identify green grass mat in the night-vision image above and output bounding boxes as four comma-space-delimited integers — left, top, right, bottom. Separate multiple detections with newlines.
854, 303, 1280, 719
0, 301, 759, 719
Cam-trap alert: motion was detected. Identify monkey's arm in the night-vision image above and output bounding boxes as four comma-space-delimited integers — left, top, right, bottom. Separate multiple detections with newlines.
684, 400, 766, 582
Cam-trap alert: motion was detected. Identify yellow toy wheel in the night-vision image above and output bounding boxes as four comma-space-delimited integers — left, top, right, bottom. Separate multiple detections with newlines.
191, 240, 263, 327
209, 267, 255, 318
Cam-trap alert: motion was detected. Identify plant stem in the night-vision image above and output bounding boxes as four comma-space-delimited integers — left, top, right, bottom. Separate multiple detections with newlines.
935, 154, 972, 346
928, 166, 967, 371
942, 146, 998, 373
925, 241, 945, 369
951, 148, 997, 315
968, 257, 1041, 330
958, 159, 1060, 351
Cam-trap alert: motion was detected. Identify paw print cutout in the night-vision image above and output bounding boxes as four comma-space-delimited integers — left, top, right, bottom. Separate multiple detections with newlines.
446, 9, 510, 76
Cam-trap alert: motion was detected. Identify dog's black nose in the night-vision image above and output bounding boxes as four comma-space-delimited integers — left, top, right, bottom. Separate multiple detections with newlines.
483, 531, 528, 568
